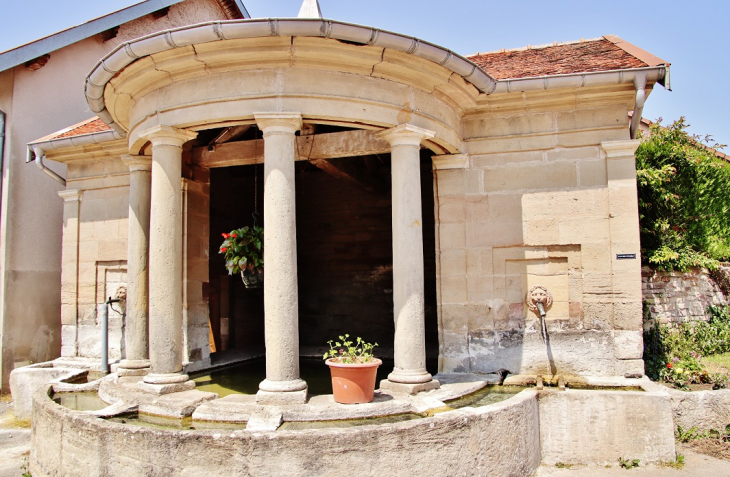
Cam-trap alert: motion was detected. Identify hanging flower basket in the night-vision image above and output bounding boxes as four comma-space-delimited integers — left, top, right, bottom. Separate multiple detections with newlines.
219, 226, 264, 289
241, 269, 264, 289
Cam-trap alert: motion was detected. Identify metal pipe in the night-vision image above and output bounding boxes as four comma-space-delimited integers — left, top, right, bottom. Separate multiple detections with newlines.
629, 73, 648, 139
33, 151, 66, 186
101, 298, 109, 374
536, 301, 547, 319
101, 296, 121, 374
0, 111, 5, 225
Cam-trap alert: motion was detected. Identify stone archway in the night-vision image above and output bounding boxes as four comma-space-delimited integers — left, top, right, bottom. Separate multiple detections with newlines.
86, 21, 483, 399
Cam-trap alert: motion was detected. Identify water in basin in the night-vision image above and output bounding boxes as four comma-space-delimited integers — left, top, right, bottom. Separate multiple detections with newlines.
53, 392, 109, 411
191, 357, 398, 397
279, 413, 421, 430
444, 385, 526, 409
106, 414, 247, 431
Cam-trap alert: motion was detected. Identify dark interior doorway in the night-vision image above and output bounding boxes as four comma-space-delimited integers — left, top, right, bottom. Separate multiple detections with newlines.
207, 127, 438, 368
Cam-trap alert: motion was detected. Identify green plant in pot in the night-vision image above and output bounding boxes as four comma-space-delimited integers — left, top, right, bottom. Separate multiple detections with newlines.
219, 226, 264, 288
323, 335, 381, 404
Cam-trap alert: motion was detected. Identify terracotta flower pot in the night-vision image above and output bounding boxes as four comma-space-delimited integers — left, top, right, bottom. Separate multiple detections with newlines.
325, 358, 382, 404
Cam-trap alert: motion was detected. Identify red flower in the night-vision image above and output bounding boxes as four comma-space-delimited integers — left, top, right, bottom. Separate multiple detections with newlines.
667, 363, 673, 369
222, 233, 230, 239
220, 247, 227, 253
231, 233, 237, 238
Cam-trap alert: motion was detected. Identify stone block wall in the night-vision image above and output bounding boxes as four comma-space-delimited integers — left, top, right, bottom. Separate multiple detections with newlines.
642, 266, 728, 326
182, 179, 212, 371
60, 154, 211, 366
60, 158, 131, 360
437, 89, 645, 377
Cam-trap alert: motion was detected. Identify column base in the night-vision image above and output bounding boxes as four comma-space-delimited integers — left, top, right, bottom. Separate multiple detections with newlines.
256, 388, 309, 405
117, 359, 150, 377
380, 379, 440, 395
387, 368, 433, 384
258, 378, 308, 393
140, 372, 193, 394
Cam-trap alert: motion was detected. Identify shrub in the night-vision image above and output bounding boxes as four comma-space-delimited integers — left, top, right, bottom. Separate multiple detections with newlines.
644, 305, 730, 389
636, 118, 730, 271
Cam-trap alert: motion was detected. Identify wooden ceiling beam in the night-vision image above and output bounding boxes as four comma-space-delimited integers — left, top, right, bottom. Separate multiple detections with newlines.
192, 129, 392, 168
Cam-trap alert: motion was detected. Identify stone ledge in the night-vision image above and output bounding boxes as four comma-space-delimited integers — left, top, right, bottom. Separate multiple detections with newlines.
256, 388, 309, 405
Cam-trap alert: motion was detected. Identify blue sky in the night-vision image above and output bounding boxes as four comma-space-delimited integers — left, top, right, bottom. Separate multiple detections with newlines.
2, 0, 727, 148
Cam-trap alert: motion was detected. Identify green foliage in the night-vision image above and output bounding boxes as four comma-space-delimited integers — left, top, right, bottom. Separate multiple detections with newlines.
676, 425, 730, 444
323, 334, 378, 364
644, 306, 730, 390
636, 118, 730, 271
219, 226, 264, 276
555, 463, 573, 469
709, 267, 730, 300
661, 453, 685, 469
618, 457, 640, 469
676, 425, 705, 443
21, 455, 31, 477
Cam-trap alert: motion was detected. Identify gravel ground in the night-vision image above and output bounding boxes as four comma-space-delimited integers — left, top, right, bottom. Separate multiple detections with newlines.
536, 444, 730, 477
0, 399, 31, 477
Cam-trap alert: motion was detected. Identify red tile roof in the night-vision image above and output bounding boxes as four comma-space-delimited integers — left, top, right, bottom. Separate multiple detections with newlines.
468, 36, 667, 80
40, 36, 669, 142
54, 117, 112, 138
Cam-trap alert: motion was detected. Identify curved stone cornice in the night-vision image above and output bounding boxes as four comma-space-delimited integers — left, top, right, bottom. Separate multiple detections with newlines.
85, 18, 497, 135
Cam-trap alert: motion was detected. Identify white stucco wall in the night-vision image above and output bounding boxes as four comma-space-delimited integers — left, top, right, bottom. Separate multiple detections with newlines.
0, 0, 232, 392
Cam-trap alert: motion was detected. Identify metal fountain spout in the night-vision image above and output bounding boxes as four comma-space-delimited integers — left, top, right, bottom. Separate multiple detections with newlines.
535, 300, 546, 319
527, 285, 557, 388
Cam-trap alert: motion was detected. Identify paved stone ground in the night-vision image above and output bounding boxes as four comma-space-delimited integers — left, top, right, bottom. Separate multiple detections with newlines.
0, 399, 31, 477
536, 445, 730, 477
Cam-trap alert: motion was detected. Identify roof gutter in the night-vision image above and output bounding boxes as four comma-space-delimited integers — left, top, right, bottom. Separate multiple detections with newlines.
84, 18, 499, 135
492, 65, 667, 94
26, 128, 125, 186
492, 65, 668, 140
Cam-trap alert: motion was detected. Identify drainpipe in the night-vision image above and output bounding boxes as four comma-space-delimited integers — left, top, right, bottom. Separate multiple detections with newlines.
30, 146, 66, 186
629, 73, 647, 139
0, 111, 5, 221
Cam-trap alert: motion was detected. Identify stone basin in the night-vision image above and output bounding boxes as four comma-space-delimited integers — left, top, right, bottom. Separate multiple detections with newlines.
30, 373, 678, 477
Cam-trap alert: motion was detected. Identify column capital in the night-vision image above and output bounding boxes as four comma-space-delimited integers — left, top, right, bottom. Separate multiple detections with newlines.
138, 125, 198, 148
600, 139, 641, 159
377, 124, 435, 148
254, 113, 303, 136
122, 154, 152, 172
58, 189, 82, 203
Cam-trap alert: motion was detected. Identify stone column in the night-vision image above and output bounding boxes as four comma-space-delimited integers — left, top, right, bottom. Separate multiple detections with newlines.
118, 155, 152, 377
254, 112, 308, 404
59, 189, 82, 358
378, 124, 440, 394
140, 126, 198, 394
